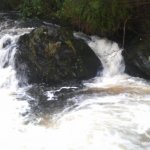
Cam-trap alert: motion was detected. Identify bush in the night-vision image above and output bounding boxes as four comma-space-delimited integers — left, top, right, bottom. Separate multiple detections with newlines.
19, 0, 149, 36
20, 0, 43, 18
58, 0, 131, 34
20, 0, 63, 19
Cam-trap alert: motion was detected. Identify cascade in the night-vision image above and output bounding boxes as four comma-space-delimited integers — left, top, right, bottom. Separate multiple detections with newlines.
0, 18, 149, 150
74, 32, 125, 77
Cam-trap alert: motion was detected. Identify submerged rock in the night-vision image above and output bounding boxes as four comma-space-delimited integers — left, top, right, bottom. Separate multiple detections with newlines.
123, 37, 150, 79
16, 26, 101, 85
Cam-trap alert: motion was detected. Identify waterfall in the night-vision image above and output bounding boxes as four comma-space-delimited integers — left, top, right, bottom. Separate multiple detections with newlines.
88, 36, 125, 77
0, 19, 34, 149
74, 32, 125, 77
0, 18, 150, 150
0, 26, 33, 89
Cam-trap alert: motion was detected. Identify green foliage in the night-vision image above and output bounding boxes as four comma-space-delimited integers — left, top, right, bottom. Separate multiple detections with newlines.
21, 0, 43, 18
20, 0, 63, 18
58, 0, 131, 34
2, 0, 148, 36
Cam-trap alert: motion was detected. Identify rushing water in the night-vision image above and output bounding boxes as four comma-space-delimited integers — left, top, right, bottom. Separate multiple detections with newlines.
0, 16, 150, 150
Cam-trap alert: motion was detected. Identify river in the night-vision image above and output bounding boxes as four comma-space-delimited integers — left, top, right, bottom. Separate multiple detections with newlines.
0, 14, 150, 150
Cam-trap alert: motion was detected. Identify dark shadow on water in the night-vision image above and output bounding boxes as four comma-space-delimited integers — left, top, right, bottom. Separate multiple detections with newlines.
18, 82, 84, 124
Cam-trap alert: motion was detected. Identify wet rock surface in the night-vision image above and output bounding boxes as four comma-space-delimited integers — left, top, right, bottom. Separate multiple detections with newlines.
123, 36, 150, 80
16, 25, 101, 85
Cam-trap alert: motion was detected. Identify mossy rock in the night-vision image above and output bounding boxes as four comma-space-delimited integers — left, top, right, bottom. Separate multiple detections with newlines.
15, 26, 101, 85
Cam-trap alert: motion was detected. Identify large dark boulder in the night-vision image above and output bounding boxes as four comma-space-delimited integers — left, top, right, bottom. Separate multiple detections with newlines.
123, 36, 150, 80
16, 26, 101, 85
121, 9, 150, 80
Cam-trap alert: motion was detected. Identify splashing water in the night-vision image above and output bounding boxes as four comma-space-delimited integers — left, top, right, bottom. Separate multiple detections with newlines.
88, 36, 125, 77
74, 32, 125, 77
0, 20, 150, 150
0, 19, 34, 149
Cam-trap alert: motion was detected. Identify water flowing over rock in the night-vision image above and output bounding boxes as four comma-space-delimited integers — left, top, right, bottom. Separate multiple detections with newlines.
16, 26, 101, 85
74, 33, 125, 77
0, 13, 150, 150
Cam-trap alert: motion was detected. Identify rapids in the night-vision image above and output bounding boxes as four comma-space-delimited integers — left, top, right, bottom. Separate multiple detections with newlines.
0, 17, 150, 150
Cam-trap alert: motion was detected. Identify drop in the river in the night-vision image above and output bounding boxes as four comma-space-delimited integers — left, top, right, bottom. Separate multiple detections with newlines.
0, 14, 150, 150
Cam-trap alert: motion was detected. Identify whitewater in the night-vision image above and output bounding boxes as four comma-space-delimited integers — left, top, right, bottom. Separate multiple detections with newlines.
0, 17, 150, 150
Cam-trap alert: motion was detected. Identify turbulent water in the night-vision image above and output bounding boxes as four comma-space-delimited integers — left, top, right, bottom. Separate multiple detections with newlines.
0, 16, 150, 150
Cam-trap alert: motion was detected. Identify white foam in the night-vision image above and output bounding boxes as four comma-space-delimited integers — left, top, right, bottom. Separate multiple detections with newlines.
0, 26, 150, 150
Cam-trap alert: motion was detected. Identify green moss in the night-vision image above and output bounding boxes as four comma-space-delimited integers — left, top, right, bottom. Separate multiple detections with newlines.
45, 42, 61, 57
29, 42, 36, 58
65, 40, 76, 54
